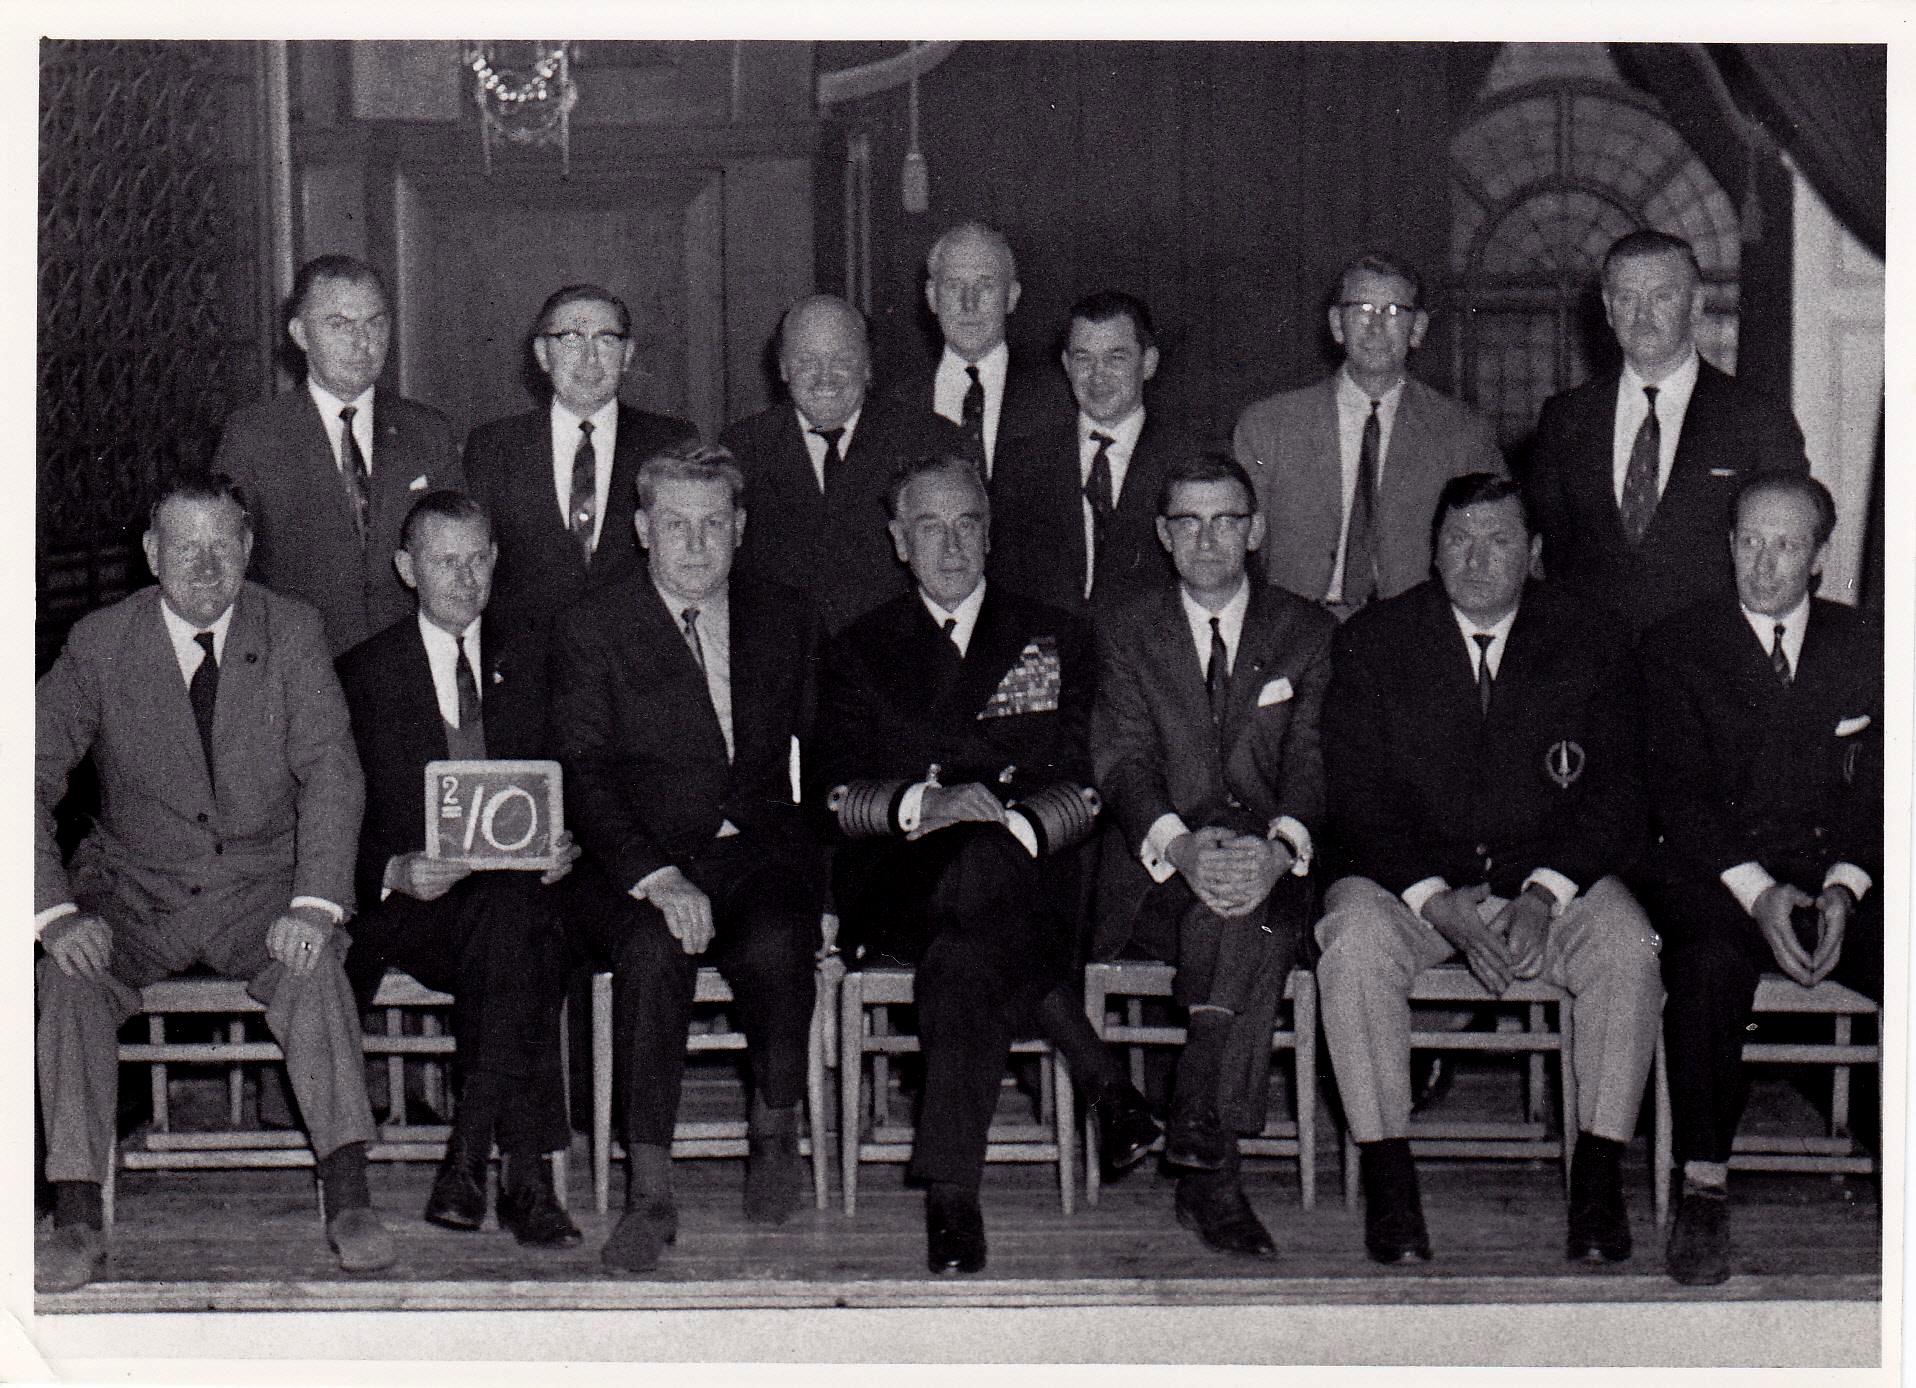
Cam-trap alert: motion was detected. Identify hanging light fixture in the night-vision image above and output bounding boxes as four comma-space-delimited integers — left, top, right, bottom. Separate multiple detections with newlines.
465, 41, 578, 178
901, 43, 929, 214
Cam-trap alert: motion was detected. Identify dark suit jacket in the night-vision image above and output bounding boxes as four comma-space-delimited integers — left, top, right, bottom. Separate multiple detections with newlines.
988, 408, 1185, 619
1323, 579, 1644, 899
1527, 360, 1808, 638
549, 570, 818, 894
35, 582, 363, 931
1638, 593, 1881, 902
720, 397, 963, 635
1232, 374, 1503, 605
336, 613, 550, 911
215, 387, 464, 656
879, 351, 1065, 475
1091, 582, 1334, 957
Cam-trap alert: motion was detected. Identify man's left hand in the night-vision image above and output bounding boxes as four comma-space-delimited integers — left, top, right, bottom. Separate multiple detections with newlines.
1490, 890, 1553, 980
540, 829, 581, 886
1208, 834, 1288, 918
1809, 885, 1854, 985
266, 908, 335, 978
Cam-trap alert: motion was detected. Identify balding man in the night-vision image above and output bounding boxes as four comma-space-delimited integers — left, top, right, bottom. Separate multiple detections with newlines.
721, 294, 964, 635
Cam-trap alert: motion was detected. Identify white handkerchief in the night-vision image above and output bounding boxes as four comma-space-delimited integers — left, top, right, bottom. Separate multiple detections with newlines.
1256, 677, 1293, 708
409, 474, 431, 491
1708, 467, 1739, 478
1835, 714, 1872, 737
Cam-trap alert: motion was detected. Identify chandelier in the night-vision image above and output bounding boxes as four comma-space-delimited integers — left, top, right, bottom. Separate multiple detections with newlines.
465, 42, 577, 177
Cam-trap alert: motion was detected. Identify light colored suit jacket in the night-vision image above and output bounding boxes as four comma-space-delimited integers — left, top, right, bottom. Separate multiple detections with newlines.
1232, 374, 1502, 605
35, 582, 364, 935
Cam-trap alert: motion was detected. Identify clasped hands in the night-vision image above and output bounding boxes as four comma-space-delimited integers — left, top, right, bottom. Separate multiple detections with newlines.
1167, 825, 1290, 919
1751, 881, 1852, 987
1421, 883, 1552, 995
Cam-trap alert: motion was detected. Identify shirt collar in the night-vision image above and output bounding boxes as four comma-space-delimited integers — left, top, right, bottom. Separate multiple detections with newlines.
1741, 595, 1810, 653
1336, 366, 1406, 410
941, 341, 1009, 390
1449, 600, 1519, 653
919, 577, 988, 652
552, 396, 620, 436
417, 609, 480, 654
797, 403, 862, 445
1079, 406, 1145, 456
161, 595, 236, 648
307, 376, 372, 419
653, 577, 729, 628
1621, 347, 1700, 397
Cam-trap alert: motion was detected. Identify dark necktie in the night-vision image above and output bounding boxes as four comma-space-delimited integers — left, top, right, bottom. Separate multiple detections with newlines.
960, 364, 986, 466
812, 427, 845, 492
189, 630, 219, 788
338, 406, 370, 544
1620, 385, 1661, 546
682, 606, 707, 675
1085, 431, 1115, 593
455, 633, 482, 728
1207, 616, 1230, 726
1770, 621, 1792, 686
570, 420, 598, 561
1339, 399, 1381, 608
942, 616, 960, 655
1473, 632, 1495, 717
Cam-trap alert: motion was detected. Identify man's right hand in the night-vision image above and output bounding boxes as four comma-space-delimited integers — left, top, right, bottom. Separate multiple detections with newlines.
384, 853, 473, 902
1168, 826, 1268, 918
43, 912, 112, 981
1420, 883, 1513, 994
910, 782, 1007, 839
1752, 881, 1817, 986
642, 866, 715, 955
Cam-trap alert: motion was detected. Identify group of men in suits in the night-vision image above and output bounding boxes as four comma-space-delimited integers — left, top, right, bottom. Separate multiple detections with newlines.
36, 219, 1876, 1293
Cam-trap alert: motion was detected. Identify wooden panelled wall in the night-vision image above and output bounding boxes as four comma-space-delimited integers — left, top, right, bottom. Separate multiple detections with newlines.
818, 41, 1493, 447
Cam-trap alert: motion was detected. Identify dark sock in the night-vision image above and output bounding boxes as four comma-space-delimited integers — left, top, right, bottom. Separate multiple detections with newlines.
450, 1073, 501, 1156
928, 1178, 978, 1205
1577, 1133, 1625, 1165
625, 1142, 673, 1208
749, 1094, 798, 1139
317, 1141, 371, 1213
53, 1180, 103, 1231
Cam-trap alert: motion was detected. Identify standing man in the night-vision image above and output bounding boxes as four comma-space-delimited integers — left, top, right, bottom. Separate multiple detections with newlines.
464, 283, 698, 716
337, 490, 582, 1249
1233, 253, 1502, 618
36, 472, 388, 1292
1093, 453, 1333, 1258
1316, 473, 1661, 1266
1638, 473, 1880, 1287
1528, 229, 1808, 638
990, 291, 1185, 618
551, 444, 824, 1274
721, 293, 964, 635
810, 455, 1159, 1277
216, 254, 464, 656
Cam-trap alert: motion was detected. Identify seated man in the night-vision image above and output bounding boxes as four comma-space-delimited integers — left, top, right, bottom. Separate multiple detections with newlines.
36, 471, 389, 1292
810, 454, 1158, 1277
1637, 472, 1881, 1287
1317, 473, 1661, 1265
337, 491, 581, 1248
551, 443, 825, 1274
1093, 453, 1334, 1258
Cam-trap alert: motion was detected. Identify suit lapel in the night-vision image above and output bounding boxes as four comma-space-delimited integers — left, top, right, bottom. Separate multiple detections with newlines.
1148, 586, 1219, 751
1652, 364, 1727, 543
1574, 376, 1632, 550
637, 580, 729, 760
212, 588, 274, 803
725, 579, 772, 767
132, 591, 218, 810
1219, 584, 1280, 753
399, 617, 453, 762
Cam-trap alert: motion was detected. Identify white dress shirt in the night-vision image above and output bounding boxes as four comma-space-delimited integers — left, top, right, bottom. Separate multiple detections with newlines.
1611, 349, 1700, 507
798, 405, 862, 493
933, 342, 1010, 473
549, 398, 621, 552
1077, 407, 1145, 599
1326, 370, 1406, 604
417, 612, 482, 730
307, 377, 375, 476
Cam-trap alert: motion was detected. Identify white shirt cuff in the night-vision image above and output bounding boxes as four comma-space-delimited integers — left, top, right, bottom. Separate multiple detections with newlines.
717, 819, 741, 839
1269, 816, 1312, 877
289, 896, 344, 925
1402, 876, 1448, 923
1141, 813, 1191, 884
34, 902, 78, 940
1003, 811, 1040, 858
1825, 863, 1872, 903
1522, 868, 1578, 914
1720, 861, 1778, 917
897, 782, 930, 833
631, 866, 676, 901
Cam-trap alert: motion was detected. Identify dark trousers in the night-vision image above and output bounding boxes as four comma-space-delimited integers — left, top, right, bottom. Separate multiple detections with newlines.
1650, 876, 1881, 1166
569, 838, 821, 1149
837, 823, 1075, 1191
344, 871, 572, 1154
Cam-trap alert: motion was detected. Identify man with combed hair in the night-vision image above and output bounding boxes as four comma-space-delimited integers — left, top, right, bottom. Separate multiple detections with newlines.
721, 293, 964, 634
1233, 252, 1502, 619
1093, 452, 1333, 1258
337, 490, 582, 1249
810, 454, 1159, 1276
551, 443, 824, 1274
990, 290, 1186, 619
1527, 229, 1808, 638
36, 471, 387, 1292
1637, 473, 1880, 1287
215, 254, 464, 655
1317, 472, 1660, 1267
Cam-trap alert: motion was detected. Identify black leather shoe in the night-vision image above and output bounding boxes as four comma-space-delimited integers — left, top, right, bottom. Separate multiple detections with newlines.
1092, 1081, 1164, 1177
423, 1146, 487, 1232
1565, 1135, 1632, 1263
1174, 1177, 1277, 1259
1164, 1098, 1230, 1172
498, 1173, 584, 1248
1359, 1138, 1432, 1264
1665, 1186, 1731, 1286
601, 1198, 678, 1274
925, 1186, 987, 1275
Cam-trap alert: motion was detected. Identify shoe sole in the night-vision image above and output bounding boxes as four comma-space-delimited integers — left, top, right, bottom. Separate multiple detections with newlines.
1162, 1146, 1228, 1172
423, 1210, 484, 1232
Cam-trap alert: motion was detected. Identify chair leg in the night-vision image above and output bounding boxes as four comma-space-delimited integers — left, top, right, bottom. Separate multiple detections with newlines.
1126, 998, 1147, 1092
102, 1145, 117, 1231
839, 972, 864, 1217
807, 970, 831, 1211
1526, 1002, 1546, 1124
551, 1149, 570, 1212
1082, 968, 1106, 1208
1343, 1130, 1360, 1210
1557, 995, 1578, 1194
1054, 1049, 1075, 1215
1296, 970, 1317, 1211
1832, 1014, 1853, 1140
1653, 1032, 1672, 1228
226, 1020, 246, 1127
148, 1014, 168, 1132
591, 971, 613, 1216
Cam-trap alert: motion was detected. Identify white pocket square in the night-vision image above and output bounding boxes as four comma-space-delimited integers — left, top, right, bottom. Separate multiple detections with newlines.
1256, 677, 1294, 708
1835, 715, 1871, 737
409, 474, 430, 491
1708, 467, 1739, 478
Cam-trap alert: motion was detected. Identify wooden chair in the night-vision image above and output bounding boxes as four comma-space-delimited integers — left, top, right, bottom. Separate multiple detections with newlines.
838, 965, 1076, 1215
588, 957, 840, 1215
106, 968, 568, 1224
1336, 963, 1578, 1208
1079, 961, 1319, 1208
1650, 973, 1881, 1228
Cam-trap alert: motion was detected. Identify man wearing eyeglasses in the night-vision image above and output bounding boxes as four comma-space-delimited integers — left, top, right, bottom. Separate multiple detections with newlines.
1637, 473, 1879, 1286
1527, 230, 1807, 639
463, 284, 697, 722
215, 254, 465, 656
1232, 253, 1502, 619
1092, 453, 1333, 1259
